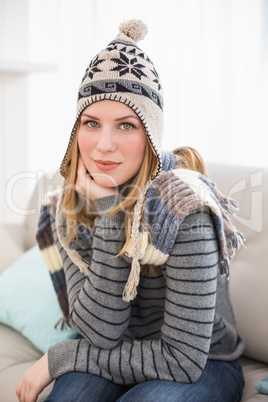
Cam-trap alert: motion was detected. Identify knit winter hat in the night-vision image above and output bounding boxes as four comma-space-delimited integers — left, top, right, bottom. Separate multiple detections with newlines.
60, 19, 164, 178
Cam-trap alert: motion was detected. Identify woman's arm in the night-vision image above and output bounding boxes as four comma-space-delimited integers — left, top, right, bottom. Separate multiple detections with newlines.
52, 194, 132, 349
48, 209, 219, 384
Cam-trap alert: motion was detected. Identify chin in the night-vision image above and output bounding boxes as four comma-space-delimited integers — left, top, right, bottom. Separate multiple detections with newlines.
92, 173, 119, 188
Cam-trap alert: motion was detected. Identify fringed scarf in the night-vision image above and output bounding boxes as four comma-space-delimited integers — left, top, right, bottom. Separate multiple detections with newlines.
36, 152, 244, 324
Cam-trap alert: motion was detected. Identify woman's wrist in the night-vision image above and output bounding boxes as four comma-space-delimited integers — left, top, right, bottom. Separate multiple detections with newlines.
93, 194, 124, 213
93, 195, 125, 229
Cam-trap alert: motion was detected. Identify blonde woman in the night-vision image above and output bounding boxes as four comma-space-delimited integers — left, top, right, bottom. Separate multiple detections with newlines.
17, 20, 245, 402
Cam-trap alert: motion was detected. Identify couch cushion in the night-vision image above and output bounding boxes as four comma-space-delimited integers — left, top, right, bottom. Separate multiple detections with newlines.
0, 323, 54, 402
239, 357, 268, 401
0, 323, 42, 372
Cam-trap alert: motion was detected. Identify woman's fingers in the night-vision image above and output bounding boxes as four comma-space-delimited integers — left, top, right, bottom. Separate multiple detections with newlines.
77, 154, 87, 175
76, 156, 91, 195
75, 156, 119, 200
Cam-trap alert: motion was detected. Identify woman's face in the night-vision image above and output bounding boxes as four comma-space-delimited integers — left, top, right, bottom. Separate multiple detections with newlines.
78, 100, 147, 188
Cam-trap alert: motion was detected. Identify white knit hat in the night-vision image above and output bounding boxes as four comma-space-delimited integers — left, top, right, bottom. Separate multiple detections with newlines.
60, 19, 163, 179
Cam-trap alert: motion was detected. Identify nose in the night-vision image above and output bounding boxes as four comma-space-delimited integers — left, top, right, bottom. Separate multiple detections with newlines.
96, 127, 116, 153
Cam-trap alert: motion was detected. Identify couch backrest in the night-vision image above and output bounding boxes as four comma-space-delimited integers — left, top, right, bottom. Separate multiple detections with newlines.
207, 162, 268, 364
0, 224, 24, 274
23, 171, 63, 250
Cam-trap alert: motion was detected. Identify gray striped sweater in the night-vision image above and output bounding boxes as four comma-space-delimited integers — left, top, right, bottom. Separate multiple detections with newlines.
37, 152, 244, 384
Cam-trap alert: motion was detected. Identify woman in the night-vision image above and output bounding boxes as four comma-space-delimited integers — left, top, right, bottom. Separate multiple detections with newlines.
17, 20, 245, 402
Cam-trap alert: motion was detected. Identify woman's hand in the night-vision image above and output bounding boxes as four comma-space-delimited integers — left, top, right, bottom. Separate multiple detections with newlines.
16, 353, 53, 402
76, 156, 119, 200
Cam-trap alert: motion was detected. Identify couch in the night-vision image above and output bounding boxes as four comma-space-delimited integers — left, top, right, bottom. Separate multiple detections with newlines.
0, 162, 267, 401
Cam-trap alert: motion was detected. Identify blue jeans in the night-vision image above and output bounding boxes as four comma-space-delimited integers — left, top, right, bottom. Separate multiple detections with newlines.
45, 359, 244, 402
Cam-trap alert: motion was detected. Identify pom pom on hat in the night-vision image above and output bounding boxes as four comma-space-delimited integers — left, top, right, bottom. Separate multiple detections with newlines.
118, 19, 148, 42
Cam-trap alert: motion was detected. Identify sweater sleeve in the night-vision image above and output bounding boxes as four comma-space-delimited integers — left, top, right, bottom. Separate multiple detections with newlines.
48, 208, 220, 384
52, 195, 132, 349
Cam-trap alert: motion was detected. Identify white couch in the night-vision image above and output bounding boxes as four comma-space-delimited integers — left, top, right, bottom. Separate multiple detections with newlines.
0, 163, 267, 401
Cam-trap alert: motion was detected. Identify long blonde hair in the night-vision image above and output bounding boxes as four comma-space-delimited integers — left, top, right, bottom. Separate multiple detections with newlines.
61, 123, 207, 263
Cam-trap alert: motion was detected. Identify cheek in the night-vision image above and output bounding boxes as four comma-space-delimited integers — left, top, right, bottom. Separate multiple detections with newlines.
126, 138, 146, 161
77, 133, 96, 172
77, 132, 93, 153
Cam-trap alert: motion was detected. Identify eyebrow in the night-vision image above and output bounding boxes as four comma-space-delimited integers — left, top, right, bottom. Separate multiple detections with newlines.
81, 113, 100, 120
81, 113, 139, 121
115, 115, 140, 121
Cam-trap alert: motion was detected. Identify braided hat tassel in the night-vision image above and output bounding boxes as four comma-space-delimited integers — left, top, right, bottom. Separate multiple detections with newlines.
123, 180, 151, 302
55, 187, 89, 276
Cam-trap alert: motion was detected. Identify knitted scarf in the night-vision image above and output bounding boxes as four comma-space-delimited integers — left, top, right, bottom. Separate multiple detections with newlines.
36, 152, 244, 327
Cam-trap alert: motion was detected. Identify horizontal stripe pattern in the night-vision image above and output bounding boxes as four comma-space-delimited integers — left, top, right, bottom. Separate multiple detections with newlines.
51, 211, 132, 350
46, 207, 243, 384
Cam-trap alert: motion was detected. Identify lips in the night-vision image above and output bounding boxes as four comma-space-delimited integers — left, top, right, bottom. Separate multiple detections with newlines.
94, 159, 121, 171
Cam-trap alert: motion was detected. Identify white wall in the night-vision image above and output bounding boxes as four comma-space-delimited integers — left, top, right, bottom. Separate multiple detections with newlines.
26, 0, 268, 175
1, 0, 267, 223
0, 0, 29, 222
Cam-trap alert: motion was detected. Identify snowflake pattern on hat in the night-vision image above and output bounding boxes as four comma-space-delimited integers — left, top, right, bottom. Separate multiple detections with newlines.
151, 68, 161, 90
82, 55, 105, 81
106, 41, 153, 64
110, 52, 148, 80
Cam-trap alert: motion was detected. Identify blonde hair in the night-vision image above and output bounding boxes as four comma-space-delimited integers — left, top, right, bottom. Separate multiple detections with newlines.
173, 146, 208, 177
61, 123, 207, 274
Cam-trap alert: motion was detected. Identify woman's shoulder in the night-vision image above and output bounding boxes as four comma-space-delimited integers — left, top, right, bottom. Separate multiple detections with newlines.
148, 167, 218, 217
152, 167, 212, 190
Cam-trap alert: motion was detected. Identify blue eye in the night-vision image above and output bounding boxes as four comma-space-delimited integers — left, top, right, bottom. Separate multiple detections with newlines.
87, 121, 98, 128
121, 123, 134, 130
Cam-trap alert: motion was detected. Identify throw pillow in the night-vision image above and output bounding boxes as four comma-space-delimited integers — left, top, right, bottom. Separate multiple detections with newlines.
0, 245, 78, 353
